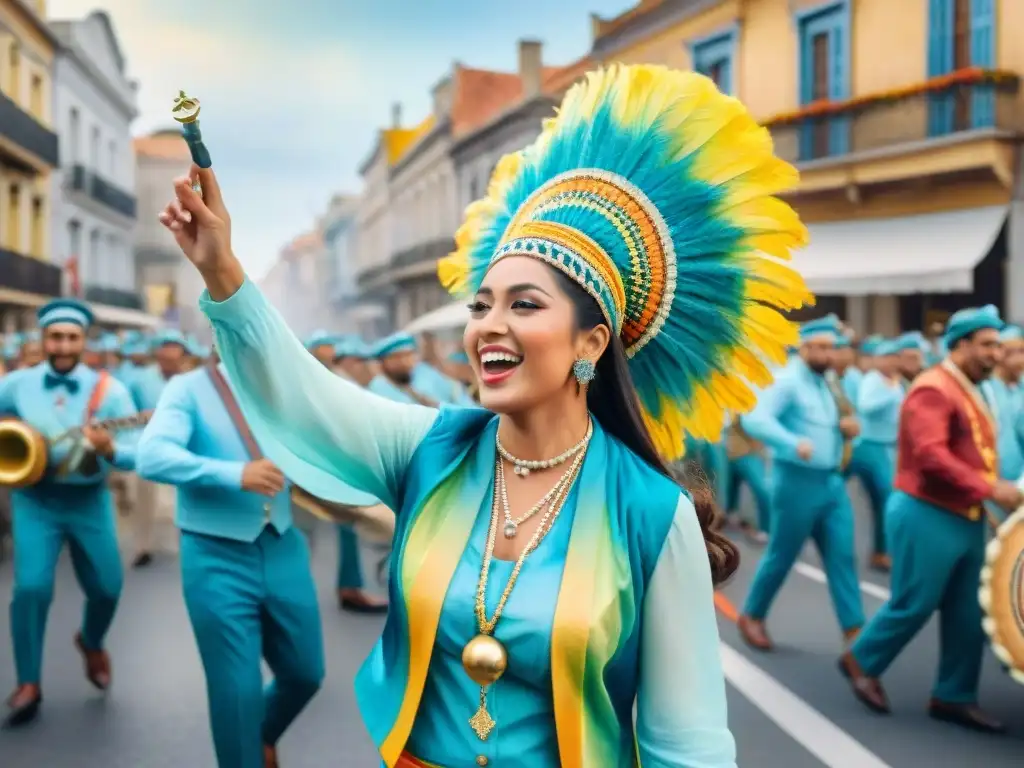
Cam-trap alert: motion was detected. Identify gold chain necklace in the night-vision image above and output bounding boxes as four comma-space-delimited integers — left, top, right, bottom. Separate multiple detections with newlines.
461, 445, 587, 741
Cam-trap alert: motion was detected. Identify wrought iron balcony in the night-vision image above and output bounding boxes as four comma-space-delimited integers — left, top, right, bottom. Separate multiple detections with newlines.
83, 284, 144, 310
0, 248, 62, 297
70, 165, 137, 219
0, 90, 59, 169
767, 69, 1022, 166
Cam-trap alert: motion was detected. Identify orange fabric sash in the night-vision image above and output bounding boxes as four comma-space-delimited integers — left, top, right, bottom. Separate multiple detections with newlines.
396, 754, 441, 768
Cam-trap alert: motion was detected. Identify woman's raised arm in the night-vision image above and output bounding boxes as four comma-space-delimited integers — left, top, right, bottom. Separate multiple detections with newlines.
160, 165, 438, 510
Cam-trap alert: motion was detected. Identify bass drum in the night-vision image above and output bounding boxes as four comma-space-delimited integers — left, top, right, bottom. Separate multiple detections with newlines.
979, 507, 1024, 685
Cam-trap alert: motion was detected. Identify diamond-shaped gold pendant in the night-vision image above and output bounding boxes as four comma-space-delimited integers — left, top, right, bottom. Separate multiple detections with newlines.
469, 704, 496, 741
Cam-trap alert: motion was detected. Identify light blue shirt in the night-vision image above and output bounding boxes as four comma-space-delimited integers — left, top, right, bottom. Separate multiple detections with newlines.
136, 365, 292, 542
981, 377, 1024, 482
129, 364, 172, 411
413, 362, 476, 406
0, 362, 138, 483
856, 370, 904, 445
841, 367, 862, 405
740, 358, 842, 471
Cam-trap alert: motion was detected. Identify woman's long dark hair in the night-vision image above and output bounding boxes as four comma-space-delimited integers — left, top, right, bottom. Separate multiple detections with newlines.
552, 269, 740, 585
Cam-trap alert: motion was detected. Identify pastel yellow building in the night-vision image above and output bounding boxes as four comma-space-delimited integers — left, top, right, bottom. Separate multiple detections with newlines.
0, 0, 60, 329
592, 0, 1023, 333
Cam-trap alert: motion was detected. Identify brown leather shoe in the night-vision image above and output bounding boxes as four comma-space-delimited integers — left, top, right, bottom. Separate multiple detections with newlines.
337, 589, 388, 615
74, 632, 111, 690
264, 744, 280, 767
737, 615, 773, 651
838, 652, 890, 713
4, 683, 42, 728
927, 700, 1005, 733
869, 553, 891, 573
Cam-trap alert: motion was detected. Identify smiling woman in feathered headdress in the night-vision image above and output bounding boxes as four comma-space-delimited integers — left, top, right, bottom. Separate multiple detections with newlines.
166, 62, 811, 768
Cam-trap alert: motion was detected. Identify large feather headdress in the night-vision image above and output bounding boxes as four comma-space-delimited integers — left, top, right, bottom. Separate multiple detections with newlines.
439, 64, 813, 459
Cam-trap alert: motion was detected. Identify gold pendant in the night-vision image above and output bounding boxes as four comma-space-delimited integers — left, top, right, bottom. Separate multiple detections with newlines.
461, 634, 508, 686
469, 688, 496, 740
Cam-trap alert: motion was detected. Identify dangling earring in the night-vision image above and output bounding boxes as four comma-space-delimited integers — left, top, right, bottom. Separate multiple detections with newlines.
572, 358, 596, 385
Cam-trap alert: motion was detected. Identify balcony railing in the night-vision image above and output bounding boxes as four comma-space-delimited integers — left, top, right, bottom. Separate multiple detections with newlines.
0, 90, 59, 169
767, 69, 1022, 166
83, 284, 144, 310
70, 165, 137, 219
0, 248, 62, 297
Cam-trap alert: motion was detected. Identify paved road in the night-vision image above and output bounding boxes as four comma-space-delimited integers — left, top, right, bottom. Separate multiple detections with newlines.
0, 483, 1021, 766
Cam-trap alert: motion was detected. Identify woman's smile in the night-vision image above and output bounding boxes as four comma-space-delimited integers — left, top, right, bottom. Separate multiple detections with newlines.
477, 344, 524, 387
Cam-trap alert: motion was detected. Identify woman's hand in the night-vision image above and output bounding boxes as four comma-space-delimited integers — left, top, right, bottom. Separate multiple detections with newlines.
158, 164, 242, 300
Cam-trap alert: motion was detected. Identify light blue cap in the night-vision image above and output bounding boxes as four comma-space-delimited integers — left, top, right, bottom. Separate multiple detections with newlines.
859, 334, 883, 356
150, 328, 188, 349
448, 350, 470, 365
799, 314, 842, 343
834, 334, 852, 349
37, 298, 93, 329
944, 305, 1003, 347
122, 340, 149, 356
305, 329, 336, 349
874, 339, 900, 356
999, 324, 1023, 343
374, 332, 417, 359
333, 335, 373, 360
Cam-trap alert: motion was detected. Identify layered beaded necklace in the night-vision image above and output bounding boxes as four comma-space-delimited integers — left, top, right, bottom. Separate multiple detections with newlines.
460, 422, 592, 742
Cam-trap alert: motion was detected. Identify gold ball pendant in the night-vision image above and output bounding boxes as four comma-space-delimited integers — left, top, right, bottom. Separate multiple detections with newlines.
461, 634, 508, 686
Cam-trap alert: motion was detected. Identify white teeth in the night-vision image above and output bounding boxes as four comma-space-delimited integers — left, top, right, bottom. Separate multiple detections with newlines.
480, 351, 523, 364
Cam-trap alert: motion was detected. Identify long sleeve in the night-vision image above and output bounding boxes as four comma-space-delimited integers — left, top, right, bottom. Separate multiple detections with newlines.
636, 495, 737, 768
137, 376, 245, 489
856, 372, 901, 415
739, 375, 801, 456
101, 378, 140, 472
0, 371, 22, 416
201, 279, 439, 511
904, 387, 993, 502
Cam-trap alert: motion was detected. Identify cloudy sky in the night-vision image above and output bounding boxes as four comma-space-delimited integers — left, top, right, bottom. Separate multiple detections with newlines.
48, 0, 634, 278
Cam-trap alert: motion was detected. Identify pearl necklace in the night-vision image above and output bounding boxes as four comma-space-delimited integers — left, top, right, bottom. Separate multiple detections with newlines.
498, 442, 588, 539
495, 420, 593, 478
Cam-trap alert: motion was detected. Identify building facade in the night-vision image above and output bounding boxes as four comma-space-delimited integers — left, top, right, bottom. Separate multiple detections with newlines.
321, 192, 360, 332
592, 0, 1024, 332
0, 0, 60, 332
258, 231, 329, 339
133, 130, 207, 337
50, 10, 152, 329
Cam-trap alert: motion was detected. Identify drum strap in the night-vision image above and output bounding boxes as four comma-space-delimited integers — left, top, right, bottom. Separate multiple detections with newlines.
205, 363, 262, 460
85, 371, 111, 423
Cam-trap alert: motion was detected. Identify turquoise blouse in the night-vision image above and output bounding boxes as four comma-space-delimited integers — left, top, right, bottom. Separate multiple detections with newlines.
201, 279, 736, 768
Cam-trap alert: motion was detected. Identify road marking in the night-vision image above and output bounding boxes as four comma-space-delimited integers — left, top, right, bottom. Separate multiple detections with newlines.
794, 562, 892, 601
720, 644, 892, 768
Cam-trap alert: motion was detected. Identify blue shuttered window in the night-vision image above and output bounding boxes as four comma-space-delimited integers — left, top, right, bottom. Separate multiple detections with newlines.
692, 29, 737, 95
797, 2, 850, 160
928, 0, 997, 135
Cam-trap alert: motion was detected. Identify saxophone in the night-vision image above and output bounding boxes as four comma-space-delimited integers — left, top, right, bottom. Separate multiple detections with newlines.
825, 371, 855, 471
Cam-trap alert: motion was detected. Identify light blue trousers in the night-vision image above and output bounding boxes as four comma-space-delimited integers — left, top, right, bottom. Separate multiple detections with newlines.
743, 462, 865, 632
726, 454, 772, 533
336, 524, 364, 590
181, 526, 325, 768
851, 492, 986, 703
10, 483, 122, 684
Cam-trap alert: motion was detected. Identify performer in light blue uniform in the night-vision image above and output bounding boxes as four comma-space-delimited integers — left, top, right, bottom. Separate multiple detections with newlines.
854, 339, 905, 570
1, 298, 139, 727
897, 331, 926, 383
981, 324, 1024, 484
138, 356, 326, 766
738, 315, 865, 651
722, 413, 771, 539
369, 333, 439, 406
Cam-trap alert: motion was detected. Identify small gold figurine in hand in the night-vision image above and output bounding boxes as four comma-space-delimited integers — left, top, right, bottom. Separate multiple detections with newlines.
172, 90, 201, 124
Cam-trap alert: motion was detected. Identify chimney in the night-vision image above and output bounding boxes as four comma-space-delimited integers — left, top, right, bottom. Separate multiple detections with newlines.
518, 39, 543, 99
391, 102, 402, 129
590, 13, 604, 43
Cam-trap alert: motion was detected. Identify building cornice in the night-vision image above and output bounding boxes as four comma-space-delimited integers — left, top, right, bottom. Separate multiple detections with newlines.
57, 42, 138, 120
450, 94, 558, 158
10, 0, 60, 51
592, 0, 727, 59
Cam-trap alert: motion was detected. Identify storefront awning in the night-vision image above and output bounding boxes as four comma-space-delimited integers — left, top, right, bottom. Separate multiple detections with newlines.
404, 300, 469, 335
792, 205, 1007, 296
91, 302, 160, 328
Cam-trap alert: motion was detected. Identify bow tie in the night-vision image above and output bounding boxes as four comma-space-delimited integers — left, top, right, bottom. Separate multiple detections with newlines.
44, 372, 80, 394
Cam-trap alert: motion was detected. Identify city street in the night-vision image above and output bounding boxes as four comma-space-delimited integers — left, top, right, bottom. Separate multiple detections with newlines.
1, 484, 1022, 766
